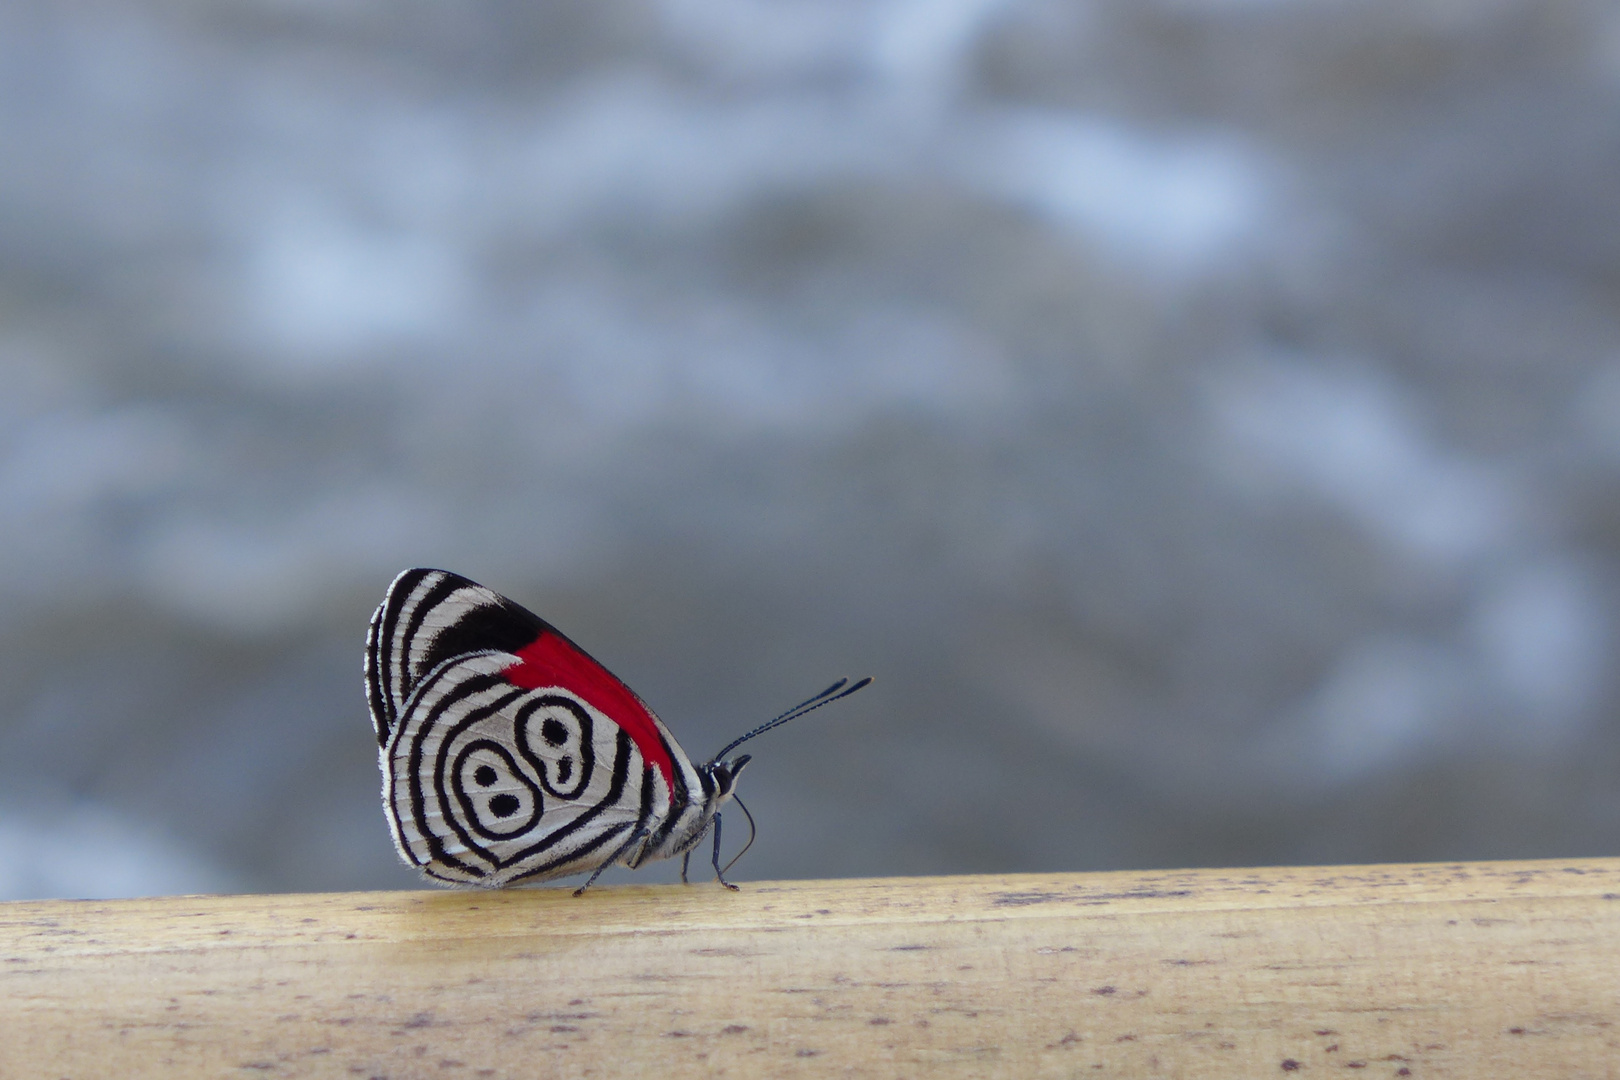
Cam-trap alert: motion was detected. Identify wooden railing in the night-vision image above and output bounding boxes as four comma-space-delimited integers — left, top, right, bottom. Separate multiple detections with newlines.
4, 858, 1618, 1077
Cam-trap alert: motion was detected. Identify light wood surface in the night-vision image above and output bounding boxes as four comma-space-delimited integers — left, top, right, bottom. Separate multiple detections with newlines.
4, 859, 1618, 1077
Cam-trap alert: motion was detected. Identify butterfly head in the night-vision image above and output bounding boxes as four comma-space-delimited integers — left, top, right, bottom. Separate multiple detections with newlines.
708, 754, 751, 801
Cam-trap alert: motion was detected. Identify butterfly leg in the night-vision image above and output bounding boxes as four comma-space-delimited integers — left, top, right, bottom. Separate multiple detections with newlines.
710, 812, 740, 891
680, 849, 692, 885
573, 824, 651, 897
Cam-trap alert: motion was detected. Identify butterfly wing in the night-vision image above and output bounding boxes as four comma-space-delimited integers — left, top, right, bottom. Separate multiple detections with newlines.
366, 568, 543, 747
386, 652, 663, 885
365, 568, 698, 886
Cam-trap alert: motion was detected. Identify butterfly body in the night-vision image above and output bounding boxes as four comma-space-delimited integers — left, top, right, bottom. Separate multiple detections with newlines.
365, 568, 752, 890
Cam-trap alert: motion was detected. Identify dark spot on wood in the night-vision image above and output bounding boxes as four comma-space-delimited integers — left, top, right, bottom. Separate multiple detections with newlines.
1602, 893, 1619, 900
1115, 1035, 1136, 1043
664, 1031, 693, 1038
796, 1049, 819, 1057
1281, 1060, 1300, 1071
891, 945, 928, 951
721, 1025, 749, 1035
1346, 1062, 1364, 1069
1086, 889, 1195, 902
1509, 1028, 1525, 1035
868, 1018, 891, 1026
993, 891, 1067, 906
1325, 1045, 1338, 1052
1315, 1030, 1337, 1036
1093, 986, 1116, 996
549, 1026, 578, 1033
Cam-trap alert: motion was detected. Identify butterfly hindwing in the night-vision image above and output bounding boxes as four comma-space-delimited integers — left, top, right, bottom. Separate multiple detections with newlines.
383, 652, 663, 885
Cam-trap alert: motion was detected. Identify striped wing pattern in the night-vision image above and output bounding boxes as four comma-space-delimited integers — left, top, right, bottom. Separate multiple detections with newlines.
364, 569, 694, 887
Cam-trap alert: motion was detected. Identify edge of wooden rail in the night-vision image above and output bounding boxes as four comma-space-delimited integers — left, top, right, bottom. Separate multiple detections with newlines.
5, 857, 1619, 1077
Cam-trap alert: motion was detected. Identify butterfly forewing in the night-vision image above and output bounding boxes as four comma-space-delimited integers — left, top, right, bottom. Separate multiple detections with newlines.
366, 568, 545, 747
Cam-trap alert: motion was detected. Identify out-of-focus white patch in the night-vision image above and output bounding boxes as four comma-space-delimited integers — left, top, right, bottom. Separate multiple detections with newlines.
1289, 635, 1471, 784
1154, 0, 1320, 11
0, 404, 190, 515
242, 200, 469, 365
0, 799, 231, 900
1575, 360, 1620, 460
0, 405, 193, 609
1596, 4, 1620, 85
656, 0, 876, 78
0, 337, 91, 427
869, 0, 1009, 99
1468, 558, 1609, 730
654, 0, 1007, 97
1204, 357, 1521, 566
509, 281, 1018, 438
1262, 557, 1607, 788
510, 75, 880, 237
965, 111, 1273, 276
675, 304, 1017, 430
136, 486, 446, 633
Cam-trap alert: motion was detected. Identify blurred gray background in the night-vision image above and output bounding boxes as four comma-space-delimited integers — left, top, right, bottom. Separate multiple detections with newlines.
2, 0, 1618, 899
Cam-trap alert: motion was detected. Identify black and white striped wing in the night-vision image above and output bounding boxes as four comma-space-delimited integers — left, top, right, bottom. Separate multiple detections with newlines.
383, 652, 663, 886
365, 568, 699, 887
365, 568, 543, 749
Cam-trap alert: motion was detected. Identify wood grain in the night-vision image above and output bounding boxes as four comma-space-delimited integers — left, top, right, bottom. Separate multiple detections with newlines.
4, 859, 1618, 1077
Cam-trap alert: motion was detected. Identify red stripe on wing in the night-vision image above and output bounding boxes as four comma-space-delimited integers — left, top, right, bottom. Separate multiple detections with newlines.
503, 632, 676, 789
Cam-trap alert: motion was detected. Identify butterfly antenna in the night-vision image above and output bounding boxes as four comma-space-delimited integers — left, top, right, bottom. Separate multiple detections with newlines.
711, 676, 873, 762
721, 795, 757, 877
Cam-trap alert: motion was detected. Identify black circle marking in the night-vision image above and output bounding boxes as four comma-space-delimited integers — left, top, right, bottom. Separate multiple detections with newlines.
449, 739, 544, 843
517, 696, 595, 801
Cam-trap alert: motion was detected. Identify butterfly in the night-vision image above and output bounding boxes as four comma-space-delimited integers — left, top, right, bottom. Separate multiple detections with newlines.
365, 568, 870, 895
